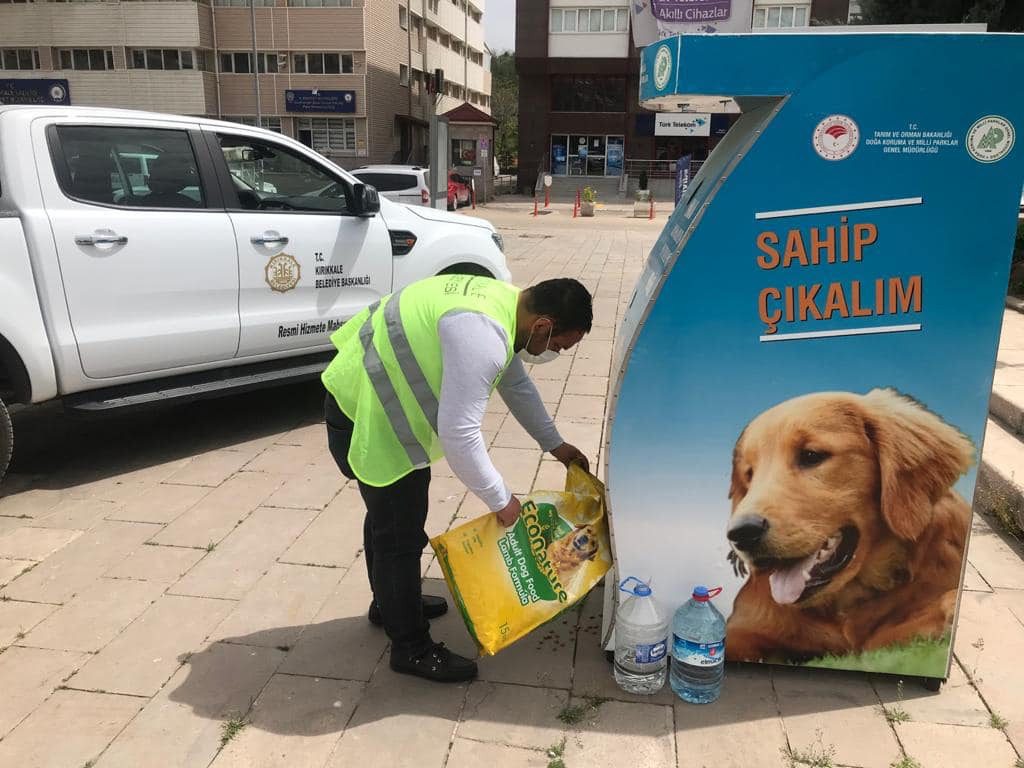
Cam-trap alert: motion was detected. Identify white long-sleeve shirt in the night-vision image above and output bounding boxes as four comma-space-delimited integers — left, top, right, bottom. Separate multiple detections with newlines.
437, 312, 562, 512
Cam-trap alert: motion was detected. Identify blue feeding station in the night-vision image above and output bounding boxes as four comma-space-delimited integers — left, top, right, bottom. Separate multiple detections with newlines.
603, 30, 1024, 686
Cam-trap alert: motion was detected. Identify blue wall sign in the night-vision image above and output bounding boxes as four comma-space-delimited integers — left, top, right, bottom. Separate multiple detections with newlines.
0, 79, 70, 106
285, 89, 356, 114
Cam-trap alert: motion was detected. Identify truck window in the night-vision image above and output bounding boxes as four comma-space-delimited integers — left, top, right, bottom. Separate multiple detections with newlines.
52, 126, 205, 209
216, 134, 351, 214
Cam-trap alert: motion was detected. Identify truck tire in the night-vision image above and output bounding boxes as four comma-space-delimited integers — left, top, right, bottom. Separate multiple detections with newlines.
0, 397, 11, 487
439, 263, 494, 278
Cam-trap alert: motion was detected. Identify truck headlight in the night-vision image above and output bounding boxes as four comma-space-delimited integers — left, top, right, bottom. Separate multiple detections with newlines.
491, 232, 505, 253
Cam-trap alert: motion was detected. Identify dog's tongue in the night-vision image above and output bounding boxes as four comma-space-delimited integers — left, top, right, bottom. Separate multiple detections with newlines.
769, 552, 818, 605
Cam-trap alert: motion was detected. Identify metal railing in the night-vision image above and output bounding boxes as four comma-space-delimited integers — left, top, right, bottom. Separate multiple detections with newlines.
624, 158, 705, 180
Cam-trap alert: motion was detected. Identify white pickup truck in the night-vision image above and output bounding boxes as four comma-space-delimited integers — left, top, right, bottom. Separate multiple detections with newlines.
0, 105, 510, 483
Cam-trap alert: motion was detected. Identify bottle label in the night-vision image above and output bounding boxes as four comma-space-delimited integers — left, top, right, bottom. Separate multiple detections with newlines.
673, 635, 724, 667
634, 641, 667, 664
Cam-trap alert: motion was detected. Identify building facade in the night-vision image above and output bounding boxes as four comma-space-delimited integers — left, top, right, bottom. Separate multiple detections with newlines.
0, 0, 491, 169
516, 0, 850, 192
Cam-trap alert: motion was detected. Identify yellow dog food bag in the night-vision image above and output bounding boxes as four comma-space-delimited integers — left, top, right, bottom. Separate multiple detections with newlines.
430, 464, 612, 655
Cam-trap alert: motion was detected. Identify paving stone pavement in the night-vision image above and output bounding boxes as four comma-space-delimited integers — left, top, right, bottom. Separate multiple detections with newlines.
0, 206, 1022, 768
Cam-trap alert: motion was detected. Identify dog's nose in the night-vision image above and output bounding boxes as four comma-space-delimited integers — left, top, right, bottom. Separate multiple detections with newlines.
727, 515, 769, 551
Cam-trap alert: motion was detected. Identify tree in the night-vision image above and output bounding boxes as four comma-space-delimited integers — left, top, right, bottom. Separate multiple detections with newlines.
856, 0, 1022, 30
489, 50, 518, 172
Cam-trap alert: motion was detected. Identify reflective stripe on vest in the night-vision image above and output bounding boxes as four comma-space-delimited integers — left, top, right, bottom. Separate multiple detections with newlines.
383, 290, 439, 434
358, 300, 430, 467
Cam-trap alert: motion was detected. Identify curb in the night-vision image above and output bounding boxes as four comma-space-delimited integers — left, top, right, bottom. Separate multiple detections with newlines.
990, 390, 1024, 436
977, 418, 1024, 536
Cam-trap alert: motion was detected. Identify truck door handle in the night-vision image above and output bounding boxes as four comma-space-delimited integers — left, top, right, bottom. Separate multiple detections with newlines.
251, 232, 289, 246
75, 231, 128, 246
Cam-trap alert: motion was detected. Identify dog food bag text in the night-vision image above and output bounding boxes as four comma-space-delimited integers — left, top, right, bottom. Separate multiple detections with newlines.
430, 464, 612, 655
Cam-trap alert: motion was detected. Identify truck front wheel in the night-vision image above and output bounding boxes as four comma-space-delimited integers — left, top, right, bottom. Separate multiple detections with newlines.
0, 397, 11, 486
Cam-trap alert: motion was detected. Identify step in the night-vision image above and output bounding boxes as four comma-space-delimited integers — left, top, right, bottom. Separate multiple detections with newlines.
977, 417, 1024, 534
545, 176, 625, 202
991, 388, 1024, 435
63, 352, 332, 414
988, 307, 1024, 434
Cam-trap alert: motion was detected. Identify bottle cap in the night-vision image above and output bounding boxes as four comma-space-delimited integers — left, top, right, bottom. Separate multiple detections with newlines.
619, 576, 652, 597
692, 585, 723, 601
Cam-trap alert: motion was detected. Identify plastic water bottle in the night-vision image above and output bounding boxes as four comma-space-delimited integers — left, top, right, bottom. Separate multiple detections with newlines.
613, 577, 668, 695
670, 585, 726, 704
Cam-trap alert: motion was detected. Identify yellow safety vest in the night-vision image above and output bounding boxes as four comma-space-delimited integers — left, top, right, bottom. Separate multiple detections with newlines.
322, 274, 520, 487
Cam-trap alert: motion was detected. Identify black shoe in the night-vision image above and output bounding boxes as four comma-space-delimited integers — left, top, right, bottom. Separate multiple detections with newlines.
367, 595, 448, 627
390, 642, 478, 683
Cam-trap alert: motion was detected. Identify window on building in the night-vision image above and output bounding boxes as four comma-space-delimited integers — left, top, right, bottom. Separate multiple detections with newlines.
427, 0, 439, 12
220, 52, 278, 73
427, 25, 438, 41
295, 117, 356, 152
194, 51, 213, 71
752, 3, 809, 27
223, 116, 284, 133
287, 0, 353, 6
451, 138, 476, 167
399, 64, 409, 86
57, 49, 115, 71
551, 75, 625, 112
129, 49, 204, 71
550, 7, 628, 33
399, 5, 408, 28
0, 49, 39, 71
293, 52, 353, 74
213, 0, 275, 6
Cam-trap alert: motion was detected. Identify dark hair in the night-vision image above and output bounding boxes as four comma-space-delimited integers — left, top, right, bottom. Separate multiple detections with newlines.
524, 278, 593, 334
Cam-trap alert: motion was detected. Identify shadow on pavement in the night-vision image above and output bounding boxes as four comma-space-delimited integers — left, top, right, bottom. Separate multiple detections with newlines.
4, 381, 325, 493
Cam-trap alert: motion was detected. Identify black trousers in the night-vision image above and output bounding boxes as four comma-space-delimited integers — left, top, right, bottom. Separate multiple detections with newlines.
324, 393, 432, 656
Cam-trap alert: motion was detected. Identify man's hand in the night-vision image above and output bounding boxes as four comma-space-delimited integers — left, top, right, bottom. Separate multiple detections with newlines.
550, 442, 590, 473
496, 495, 522, 527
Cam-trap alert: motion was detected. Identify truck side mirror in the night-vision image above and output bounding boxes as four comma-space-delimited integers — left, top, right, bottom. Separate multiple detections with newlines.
351, 182, 380, 217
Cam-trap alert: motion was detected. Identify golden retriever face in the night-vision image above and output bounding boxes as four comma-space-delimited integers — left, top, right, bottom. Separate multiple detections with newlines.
727, 389, 973, 608
548, 524, 600, 577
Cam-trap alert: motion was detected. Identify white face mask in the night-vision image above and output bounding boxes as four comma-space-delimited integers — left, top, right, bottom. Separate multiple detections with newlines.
517, 322, 559, 365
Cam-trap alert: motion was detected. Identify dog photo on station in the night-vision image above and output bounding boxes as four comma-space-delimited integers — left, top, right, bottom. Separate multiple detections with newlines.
723, 387, 974, 673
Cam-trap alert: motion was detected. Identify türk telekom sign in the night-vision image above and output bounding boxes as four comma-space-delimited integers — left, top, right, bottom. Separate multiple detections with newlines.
655, 113, 712, 136
630, 0, 753, 46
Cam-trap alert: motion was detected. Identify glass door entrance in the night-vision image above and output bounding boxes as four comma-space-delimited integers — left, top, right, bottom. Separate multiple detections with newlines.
550, 134, 624, 176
